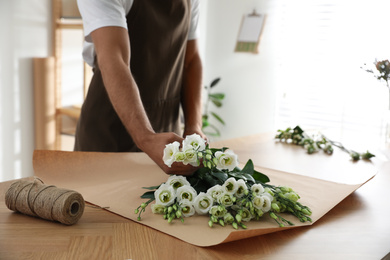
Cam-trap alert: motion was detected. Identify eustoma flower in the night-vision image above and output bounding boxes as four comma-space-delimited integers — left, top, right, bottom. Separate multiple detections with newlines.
135, 133, 313, 229
163, 141, 180, 167
154, 184, 175, 207
193, 192, 213, 215
214, 150, 239, 171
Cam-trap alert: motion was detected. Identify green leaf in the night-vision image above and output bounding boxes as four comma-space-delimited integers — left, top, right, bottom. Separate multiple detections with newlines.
211, 98, 223, 107
241, 159, 255, 174
210, 170, 229, 183
141, 190, 155, 199
252, 169, 270, 183
209, 93, 225, 100
142, 185, 160, 190
211, 112, 225, 125
210, 77, 221, 88
241, 159, 270, 183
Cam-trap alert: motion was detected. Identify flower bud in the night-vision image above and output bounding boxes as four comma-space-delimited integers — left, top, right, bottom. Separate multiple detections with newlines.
235, 214, 242, 223
232, 222, 238, 229
302, 208, 312, 216
168, 206, 173, 213
134, 209, 139, 214
207, 161, 212, 169
141, 203, 147, 209
208, 220, 213, 227
137, 216, 141, 221
271, 203, 280, 212
176, 211, 182, 218
205, 154, 212, 160
213, 157, 218, 165
198, 152, 203, 158
173, 204, 178, 211
219, 219, 225, 226
270, 212, 278, 220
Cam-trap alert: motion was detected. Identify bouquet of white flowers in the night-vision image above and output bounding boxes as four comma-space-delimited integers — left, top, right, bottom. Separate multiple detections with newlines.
135, 134, 312, 229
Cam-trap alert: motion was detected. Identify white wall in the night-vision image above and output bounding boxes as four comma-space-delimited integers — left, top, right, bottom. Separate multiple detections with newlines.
0, 0, 52, 182
200, 0, 276, 142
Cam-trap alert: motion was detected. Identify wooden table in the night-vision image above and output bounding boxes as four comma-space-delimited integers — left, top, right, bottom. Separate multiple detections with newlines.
1, 134, 390, 260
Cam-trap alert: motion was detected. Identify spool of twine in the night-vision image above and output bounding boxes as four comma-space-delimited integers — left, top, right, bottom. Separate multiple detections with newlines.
5, 179, 85, 225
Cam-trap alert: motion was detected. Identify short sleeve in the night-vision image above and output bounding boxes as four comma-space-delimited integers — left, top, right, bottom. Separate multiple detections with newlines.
77, 0, 130, 42
188, 0, 200, 40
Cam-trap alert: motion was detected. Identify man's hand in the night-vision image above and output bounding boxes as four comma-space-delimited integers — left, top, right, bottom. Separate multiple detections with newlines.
138, 132, 199, 176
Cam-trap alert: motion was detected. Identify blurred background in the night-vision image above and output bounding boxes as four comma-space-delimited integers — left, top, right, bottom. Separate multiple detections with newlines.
1, 0, 389, 181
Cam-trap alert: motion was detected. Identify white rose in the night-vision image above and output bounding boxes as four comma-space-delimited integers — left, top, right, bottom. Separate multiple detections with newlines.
193, 192, 213, 215
154, 184, 176, 207
163, 141, 180, 167
182, 133, 206, 151
214, 150, 239, 171
206, 184, 224, 201
176, 185, 197, 202
179, 201, 195, 217
166, 175, 190, 191
222, 177, 238, 195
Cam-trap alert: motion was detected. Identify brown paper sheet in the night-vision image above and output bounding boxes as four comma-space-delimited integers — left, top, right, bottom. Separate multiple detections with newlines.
32, 150, 375, 247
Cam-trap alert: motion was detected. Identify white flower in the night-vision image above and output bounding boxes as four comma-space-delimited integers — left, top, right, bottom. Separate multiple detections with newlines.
209, 205, 227, 218
214, 150, 239, 171
163, 141, 180, 167
183, 148, 199, 166
174, 151, 186, 163
206, 184, 224, 201
176, 185, 197, 202
235, 179, 248, 198
151, 203, 165, 214
217, 192, 234, 207
182, 133, 206, 151
260, 195, 272, 212
252, 194, 272, 213
222, 177, 238, 195
154, 184, 176, 207
251, 183, 265, 196
193, 192, 213, 215
240, 207, 253, 222
179, 201, 195, 217
166, 175, 190, 191
252, 195, 264, 210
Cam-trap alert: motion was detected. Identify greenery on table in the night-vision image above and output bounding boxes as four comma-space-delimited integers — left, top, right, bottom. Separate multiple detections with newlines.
275, 125, 375, 161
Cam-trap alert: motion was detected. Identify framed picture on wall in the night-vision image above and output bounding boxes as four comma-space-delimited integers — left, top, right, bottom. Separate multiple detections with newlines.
235, 10, 266, 54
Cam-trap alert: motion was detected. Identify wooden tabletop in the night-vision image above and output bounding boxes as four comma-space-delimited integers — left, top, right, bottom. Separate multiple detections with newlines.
1, 134, 390, 260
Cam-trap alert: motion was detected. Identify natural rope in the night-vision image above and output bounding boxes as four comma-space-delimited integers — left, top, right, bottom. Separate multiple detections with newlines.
5, 178, 85, 225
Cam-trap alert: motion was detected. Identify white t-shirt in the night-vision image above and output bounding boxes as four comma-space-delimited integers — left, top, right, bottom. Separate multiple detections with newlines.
77, 0, 200, 67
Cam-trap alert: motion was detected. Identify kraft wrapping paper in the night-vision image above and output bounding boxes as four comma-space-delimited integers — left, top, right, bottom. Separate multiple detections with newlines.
32, 150, 375, 247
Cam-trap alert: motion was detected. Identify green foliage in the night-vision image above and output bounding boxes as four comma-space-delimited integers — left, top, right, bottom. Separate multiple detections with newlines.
202, 77, 225, 137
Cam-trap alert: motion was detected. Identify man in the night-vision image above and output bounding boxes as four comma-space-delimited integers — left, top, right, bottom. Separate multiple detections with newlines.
75, 0, 205, 175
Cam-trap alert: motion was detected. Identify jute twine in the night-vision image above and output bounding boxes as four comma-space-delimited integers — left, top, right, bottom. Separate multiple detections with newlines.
5, 178, 85, 225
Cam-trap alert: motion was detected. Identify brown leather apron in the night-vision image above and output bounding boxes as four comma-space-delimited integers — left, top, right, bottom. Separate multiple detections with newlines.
74, 0, 190, 152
